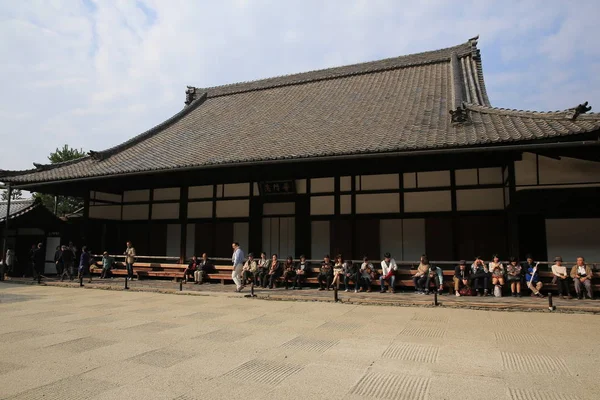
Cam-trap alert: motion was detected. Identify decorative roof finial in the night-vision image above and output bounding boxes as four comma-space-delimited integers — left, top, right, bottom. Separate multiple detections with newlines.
449, 104, 469, 124
568, 101, 592, 120
88, 150, 105, 161
185, 86, 197, 106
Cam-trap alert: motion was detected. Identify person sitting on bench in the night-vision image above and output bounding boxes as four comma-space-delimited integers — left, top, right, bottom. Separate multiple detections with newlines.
318, 255, 333, 291
331, 254, 345, 290
551, 256, 571, 299
359, 256, 375, 292
266, 254, 282, 289
293, 255, 310, 290
282, 256, 296, 289
183, 256, 198, 283
571, 256, 594, 300
242, 253, 258, 285
470, 256, 489, 296
194, 253, 211, 284
343, 258, 360, 293
526, 261, 544, 298
380, 252, 398, 293
489, 254, 505, 293
412, 255, 429, 294
453, 260, 469, 296
425, 263, 443, 295
506, 257, 522, 297
100, 251, 114, 279
257, 252, 269, 288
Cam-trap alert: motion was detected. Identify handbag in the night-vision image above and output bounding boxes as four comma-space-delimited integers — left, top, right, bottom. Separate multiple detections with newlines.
494, 285, 502, 297
459, 287, 473, 296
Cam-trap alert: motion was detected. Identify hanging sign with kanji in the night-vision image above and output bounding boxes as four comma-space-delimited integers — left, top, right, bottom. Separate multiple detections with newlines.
259, 180, 296, 195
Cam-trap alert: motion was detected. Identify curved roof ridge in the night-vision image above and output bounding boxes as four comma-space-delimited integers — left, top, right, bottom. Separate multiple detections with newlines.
199, 40, 475, 98
465, 103, 600, 119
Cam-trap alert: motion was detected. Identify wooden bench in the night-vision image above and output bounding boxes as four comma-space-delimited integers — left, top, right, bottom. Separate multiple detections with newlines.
90, 261, 599, 295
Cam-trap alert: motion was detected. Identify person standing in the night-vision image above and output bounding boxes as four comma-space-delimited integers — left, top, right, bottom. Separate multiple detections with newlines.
380, 252, 398, 293
54, 246, 63, 277
33, 243, 45, 282
5, 248, 15, 279
231, 242, 245, 292
124, 241, 136, 281
551, 256, 571, 299
59, 245, 74, 281
570, 256, 594, 300
78, 246, 92, 284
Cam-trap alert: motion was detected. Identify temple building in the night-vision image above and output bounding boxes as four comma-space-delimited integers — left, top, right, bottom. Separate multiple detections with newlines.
2, 36, 600, 262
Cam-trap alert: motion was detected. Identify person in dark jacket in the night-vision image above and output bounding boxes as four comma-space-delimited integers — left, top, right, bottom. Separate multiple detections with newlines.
78, 246, 93, 284
54, 246, 63, 276
183, 256, 198, 283
59, 245, 75, 281
453, 260, 470, 296
32, 243, 45, 281
318, 255, 334, 291
343, 259, 360, 293
281, 256, 296, 289
293, 255, 310, 290
469, 256, 489, 296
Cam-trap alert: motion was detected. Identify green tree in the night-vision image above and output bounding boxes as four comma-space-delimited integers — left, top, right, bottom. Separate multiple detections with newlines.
34, 145, 86, 216
1, 188, 23, 201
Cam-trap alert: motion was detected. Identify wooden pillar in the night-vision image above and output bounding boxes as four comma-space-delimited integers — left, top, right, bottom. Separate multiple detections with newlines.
2, 184, 12, 262
450, 169, 459, 260
82, 191, 90, 247
507, 160, 519, 257
179, 186, 189, 263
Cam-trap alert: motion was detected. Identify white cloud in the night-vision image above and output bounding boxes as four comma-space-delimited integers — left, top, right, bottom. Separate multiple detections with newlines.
0, 0, 599, 171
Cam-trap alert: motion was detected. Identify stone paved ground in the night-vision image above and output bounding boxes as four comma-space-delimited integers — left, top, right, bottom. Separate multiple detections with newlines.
1, 282, 599, 400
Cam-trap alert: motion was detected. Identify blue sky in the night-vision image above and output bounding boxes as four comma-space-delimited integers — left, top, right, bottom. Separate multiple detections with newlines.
0, 0, 598, 172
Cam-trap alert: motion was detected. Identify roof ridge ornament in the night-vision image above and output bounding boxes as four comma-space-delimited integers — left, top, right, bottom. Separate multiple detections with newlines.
449, 103, 470, 124
567, 101, 592, 120
88, 150, 105, 161
185, 86, 198, 105
469, 34, 481, 61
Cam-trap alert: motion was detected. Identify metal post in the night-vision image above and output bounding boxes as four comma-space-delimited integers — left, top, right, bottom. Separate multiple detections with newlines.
179, 281, 183, 291
334, 285, 339, 302
433, 290, 439, 306
548, 293, 555, 311
124, 276, 129, 290
250, 282, 255, 297
79, 274, 83, 287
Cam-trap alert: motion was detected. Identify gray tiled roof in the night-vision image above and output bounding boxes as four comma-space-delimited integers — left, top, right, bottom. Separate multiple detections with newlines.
0, 199, 38, 222
1, 37, 599, 185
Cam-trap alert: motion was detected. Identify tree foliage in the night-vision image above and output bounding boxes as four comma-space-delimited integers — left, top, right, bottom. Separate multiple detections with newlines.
33, 145, 86, 216
1, 189, 23, 201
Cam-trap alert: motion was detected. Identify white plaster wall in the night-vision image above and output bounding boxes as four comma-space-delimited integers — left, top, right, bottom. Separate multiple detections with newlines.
188, 201, 212, 219
153, 188, 180, 201
263, 202, 295, 215
402, 218, 426, 261
166, 224, 181, 258
123, 190, 150, 203
122, 204, 149, 220
233, 222, 249, 255
417, 171, 450, 188
340, 176, 352, 191
189, 185, 213, 199
296, 179, 307, 194
360, 174, 399, 190
224, 183, 250, 197
455, 169, 477, 186
404, 191, 452, 212
356, 193, 400, 214
380, 219, 402, 261
152, 203, 179, 220
310, 196, 334, 215
216, 200, 249, 218
340, 195, 351, 214
310, 177, 334, 193
89, 205, 121, 220
456, 188, 504, 211
478, 167, 503, 184
539, 155, 600, 185
91, 191, 122, 203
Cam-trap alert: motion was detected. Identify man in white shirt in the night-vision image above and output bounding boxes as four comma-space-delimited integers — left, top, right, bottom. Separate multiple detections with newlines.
231, 242, 245, 292
551, 256, 571, 299
379, 252, 397, 293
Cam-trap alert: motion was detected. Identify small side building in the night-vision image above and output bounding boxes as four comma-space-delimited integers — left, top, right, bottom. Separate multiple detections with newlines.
1, 199, 64, 275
